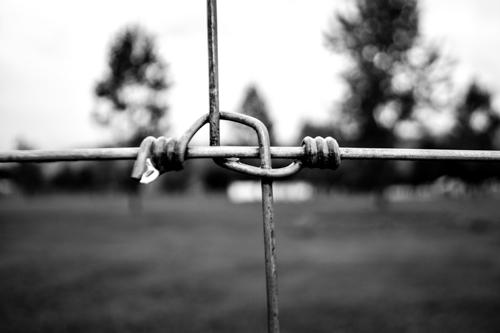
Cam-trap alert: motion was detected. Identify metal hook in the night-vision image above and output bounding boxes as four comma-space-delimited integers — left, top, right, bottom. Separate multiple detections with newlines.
140, 158, 160, 184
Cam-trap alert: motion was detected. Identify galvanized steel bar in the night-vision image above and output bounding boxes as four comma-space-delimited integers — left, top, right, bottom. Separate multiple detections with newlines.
0, 148, 140, 162
189, 146, 500, 161
207, 0, 220, 146
339, 147, 500, 161
215, 111, 281, 333
3, 146, 500, 163
206, 3, 280, 332
261, 178, 279, 333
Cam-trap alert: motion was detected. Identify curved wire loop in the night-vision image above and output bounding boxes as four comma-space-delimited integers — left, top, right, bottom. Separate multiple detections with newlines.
215, 112, 302, 178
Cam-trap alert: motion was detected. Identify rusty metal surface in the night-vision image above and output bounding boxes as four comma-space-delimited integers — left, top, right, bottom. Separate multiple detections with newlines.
4, 145, 500, 163
207, 0, 220, 147
261, 178, 279, 333
206, 2, 279, 330
216, 111, 281, 333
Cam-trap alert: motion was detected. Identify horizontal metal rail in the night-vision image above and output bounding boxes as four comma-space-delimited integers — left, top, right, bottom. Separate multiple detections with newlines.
1, 146, 500, 163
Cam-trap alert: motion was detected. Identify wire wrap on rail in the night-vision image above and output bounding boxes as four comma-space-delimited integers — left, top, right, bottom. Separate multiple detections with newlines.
130, 112, 209, 181
130, 136, 184, 181
301, 136, 341, 169
130, 113, 345, 183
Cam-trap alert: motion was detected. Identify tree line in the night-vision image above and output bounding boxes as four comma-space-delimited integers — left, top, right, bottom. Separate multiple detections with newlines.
4, 0, 500, 196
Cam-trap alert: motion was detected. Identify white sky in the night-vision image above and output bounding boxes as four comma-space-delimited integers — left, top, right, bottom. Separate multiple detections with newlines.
1, 0, 500, 149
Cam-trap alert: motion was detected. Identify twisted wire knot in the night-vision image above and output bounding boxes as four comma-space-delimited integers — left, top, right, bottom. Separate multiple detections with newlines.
131, 136, 184, 183
130, 114, 342, 184
301, 136, 341, 169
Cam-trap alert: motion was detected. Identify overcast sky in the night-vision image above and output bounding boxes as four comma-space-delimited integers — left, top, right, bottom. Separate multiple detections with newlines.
1, 0, 500, 150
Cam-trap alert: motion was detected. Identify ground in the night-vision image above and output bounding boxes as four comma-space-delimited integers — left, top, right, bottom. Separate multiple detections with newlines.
1, 193, 500, 332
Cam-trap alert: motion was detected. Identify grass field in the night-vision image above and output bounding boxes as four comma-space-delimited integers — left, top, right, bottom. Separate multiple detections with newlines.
1, 193, 500, 332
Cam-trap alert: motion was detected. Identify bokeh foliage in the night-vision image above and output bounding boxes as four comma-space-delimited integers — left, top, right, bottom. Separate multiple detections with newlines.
93, 25, 170, 147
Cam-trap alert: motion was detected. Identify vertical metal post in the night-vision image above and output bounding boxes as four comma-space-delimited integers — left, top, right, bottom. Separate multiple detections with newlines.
207, 0, 220, 146
257, 114, 280, 333
261, 178, 280, 333
206, 2, 280, 332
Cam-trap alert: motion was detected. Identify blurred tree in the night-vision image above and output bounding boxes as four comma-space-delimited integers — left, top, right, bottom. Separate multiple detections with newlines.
93, 25, 170, 147
452, 82, 500, 151
441, 82, 500, 183
236, 85, 275, 145
325, 0, 452, 193
409, 82, 500, 185
93, 25, 171, 209
326, 0, 417, 146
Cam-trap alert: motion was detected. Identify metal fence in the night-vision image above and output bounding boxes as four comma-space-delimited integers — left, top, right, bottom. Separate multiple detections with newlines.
1, 1, 500, 332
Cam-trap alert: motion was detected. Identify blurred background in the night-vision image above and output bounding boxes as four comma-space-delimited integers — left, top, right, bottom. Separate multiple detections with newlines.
1, 0, 500, 332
